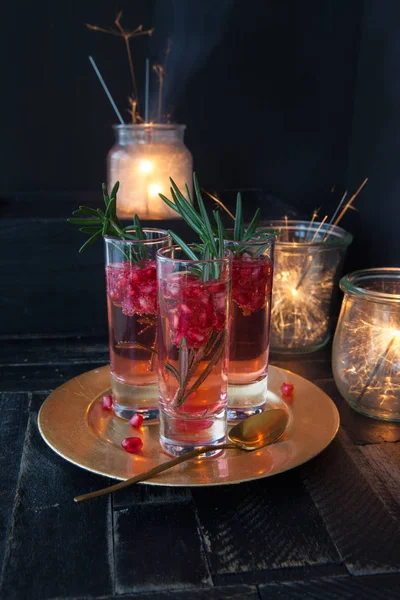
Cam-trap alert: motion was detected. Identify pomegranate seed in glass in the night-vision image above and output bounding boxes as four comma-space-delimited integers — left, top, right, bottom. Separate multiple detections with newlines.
157, 246, 232, 457
104, 229, 170, 421
224, 233, 276, 421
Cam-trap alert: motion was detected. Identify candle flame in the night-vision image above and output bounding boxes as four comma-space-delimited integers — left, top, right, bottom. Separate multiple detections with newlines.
140, 160, 153, 173
148, 183, 162, 197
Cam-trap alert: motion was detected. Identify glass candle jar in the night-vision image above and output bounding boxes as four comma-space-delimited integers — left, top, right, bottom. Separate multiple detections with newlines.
263, 220, 353, 353
333, 268, 400, 421
108, 124, 193, 220
157, 247, 232, 457
104, 229, 171, 421
224, 233, 277, 421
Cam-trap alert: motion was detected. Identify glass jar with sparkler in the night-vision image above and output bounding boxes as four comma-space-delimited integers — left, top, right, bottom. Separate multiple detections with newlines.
333, 268, 400, 421
108, 124, 193, 220
104, 229, 171, 421
262, 220, 353, 353
157, 246, 232, 457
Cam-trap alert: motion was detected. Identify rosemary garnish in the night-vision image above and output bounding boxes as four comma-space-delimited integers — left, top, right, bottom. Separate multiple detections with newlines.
159, 175, 230, 409
159, 173, 272, 259
160, 173, 225, 262
165, 331, 226, 409
67, 182, 148, 263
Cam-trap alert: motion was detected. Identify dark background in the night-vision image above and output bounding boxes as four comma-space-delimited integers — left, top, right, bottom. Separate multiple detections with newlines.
1, 0, 399, 336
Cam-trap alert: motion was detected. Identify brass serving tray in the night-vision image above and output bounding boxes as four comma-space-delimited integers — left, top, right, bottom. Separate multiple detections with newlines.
38, 365, 339, 487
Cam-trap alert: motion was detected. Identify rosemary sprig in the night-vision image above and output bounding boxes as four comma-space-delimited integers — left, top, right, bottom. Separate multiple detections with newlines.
67, 182, 148, 263
175, 332, 226, 408
159, 175, 231, 409
159, 173, 224, 264
159, 173, 269, 259
164, 331, 225, 408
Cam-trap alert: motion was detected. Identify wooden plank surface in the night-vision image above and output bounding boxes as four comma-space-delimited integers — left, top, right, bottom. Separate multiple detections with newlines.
0, 394, 114, 600
259, 573, 400, 599
0, 393, 31, 573
1, 341, 400, 598
301, 431, 400, 575
192, 471, 340, 583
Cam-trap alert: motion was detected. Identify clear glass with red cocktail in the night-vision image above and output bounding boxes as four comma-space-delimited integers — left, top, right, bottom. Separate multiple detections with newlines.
157, 246, 232, 457
104, 229, 170, 421
224, 233, 276, 420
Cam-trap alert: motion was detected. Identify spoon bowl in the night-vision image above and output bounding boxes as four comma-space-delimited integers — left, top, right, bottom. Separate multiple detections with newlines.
74, 408, 289, 503
229, 408, 289, 450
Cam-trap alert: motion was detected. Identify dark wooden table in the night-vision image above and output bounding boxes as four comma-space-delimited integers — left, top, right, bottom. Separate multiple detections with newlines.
1, 337, 400, 600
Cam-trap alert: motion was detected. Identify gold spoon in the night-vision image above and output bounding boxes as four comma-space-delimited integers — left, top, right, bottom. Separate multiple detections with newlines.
74, 408, 289, 503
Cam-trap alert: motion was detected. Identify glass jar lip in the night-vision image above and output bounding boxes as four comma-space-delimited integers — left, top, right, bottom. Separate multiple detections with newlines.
112, 123, 186, 131
340, 268, 400, 303
157, 245, 232, 264
260, 220, 353, 248
104, 228, 170, 245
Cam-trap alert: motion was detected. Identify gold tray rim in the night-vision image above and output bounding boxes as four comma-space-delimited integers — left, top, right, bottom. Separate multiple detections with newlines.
38, 364, 340, 487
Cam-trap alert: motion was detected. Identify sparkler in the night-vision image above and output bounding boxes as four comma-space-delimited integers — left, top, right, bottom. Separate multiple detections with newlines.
270, 243, 342, 351
294, 178, 368, 293
305, 208, 319, 240
333, 268, 400, 419
358, 334, 397, 402
145, 58, 150, 123
152, 64, 165, 123
339, 317, 400, 409
88, 56, 125, 124
203, 190, 236, 220
153, 40, 172, 123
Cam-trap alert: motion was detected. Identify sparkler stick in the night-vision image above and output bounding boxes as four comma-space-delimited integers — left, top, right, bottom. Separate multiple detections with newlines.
128, 98, 137, 124
88, 56, 125, 124
202, 190, 236, 220
329, 191, 347, 225
294, 215, 328, 291
358, 335, 397, 402
306, 209, 319, 240
284, 215, 289, 242
86, 12, 154, 121
310, 215, 328, 243
145, 58, 150, 123
295, 179, 367, 291
331, 178, 368, 228
153, 64, 165, 122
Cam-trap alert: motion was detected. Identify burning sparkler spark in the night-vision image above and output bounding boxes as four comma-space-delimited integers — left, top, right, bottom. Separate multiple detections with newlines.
336, 313, 400, 408
271, 250, 341, 351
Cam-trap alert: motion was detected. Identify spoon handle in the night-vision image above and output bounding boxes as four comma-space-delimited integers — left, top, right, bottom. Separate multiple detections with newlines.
74, 443, 237, 503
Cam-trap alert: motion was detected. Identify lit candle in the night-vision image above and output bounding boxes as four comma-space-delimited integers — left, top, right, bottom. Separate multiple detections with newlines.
108, 124, 193, 220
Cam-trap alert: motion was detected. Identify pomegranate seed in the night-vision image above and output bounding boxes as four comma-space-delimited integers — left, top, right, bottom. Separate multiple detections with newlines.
129, 413, 144, 428
161, 274, 228, 349
102, 394, 113, 411
121, 437, 143, 453
281, 381, 294, 397
231, 255, 273, 314
106, 260, 158, 317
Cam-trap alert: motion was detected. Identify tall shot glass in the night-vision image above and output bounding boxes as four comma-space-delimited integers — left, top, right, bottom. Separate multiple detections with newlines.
104, 229, 170, 421
157, 246, 232, 457
224, 233, 276, 420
